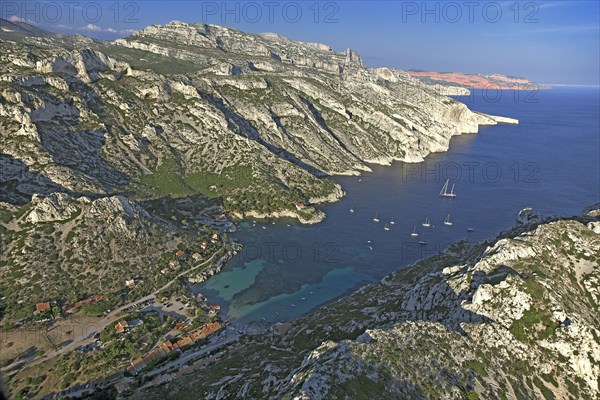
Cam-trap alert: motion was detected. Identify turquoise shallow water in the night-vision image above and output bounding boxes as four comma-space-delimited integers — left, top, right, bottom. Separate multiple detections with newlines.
194, 87, 600, 325
202, 259, 266, 301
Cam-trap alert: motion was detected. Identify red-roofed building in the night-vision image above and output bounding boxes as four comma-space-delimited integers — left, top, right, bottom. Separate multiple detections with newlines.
33, 302, 51, 315
175, 250, 185, 256
160, 340, 173, 353
115, 320, 129, 334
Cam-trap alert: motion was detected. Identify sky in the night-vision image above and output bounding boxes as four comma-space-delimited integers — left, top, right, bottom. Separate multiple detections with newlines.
2, 0, 599, 85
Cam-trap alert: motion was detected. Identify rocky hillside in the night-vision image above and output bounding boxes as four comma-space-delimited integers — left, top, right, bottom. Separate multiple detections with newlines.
0, 193, 227, 324
134, 211, 600, 400
1, 19, 516, 223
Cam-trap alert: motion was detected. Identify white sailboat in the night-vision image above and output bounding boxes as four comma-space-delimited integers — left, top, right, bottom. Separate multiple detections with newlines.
419, 240, 427, 245
422, 217, 431, 228
439, 179, 456, 198
349, 206, 354, 213
444, 214, 453, 226
390, 219, 395, 225
384, 222, 391, 231
373, 213, 380, 222
411, 226, 418, 237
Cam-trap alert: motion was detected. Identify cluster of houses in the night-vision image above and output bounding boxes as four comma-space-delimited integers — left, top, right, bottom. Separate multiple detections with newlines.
127, 321, 222, 374
127, 238, 218, 286
160, 246, 211, 275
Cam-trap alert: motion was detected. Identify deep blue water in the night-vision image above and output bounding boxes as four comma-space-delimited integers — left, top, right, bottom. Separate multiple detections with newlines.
194, 87, 600, 325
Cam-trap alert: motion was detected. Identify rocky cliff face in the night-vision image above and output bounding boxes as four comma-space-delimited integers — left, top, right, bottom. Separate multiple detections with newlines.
134, 211, 600, 400
1, 18, 516, 223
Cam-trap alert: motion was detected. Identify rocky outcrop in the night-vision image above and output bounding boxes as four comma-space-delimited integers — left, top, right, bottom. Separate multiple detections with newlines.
35, 49, 131, 83
517, 207, 543, 224
25, 192, 83, 223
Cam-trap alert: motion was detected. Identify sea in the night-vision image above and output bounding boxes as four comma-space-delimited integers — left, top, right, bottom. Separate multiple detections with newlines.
193, 86, 600, 327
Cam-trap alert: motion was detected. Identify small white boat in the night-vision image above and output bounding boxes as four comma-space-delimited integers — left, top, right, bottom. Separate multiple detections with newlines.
368, 246, 373, 251
419, 240, 427, 245
301, 297, 306, 301
349, 206, 354, 213
444, 214, 453, 226
467, 227, 475, 232
373, 213, 380, 222
262, 226, 266, 230
384, 223, 391, 231
411, 226, 418, 237
390, 219, 395, 225
422, 217, 431, 228
439, 179, 457, 198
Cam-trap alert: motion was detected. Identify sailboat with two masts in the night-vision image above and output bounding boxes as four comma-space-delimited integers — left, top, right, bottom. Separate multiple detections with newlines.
422, 217, 431, 228
439, 179, 456, 198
